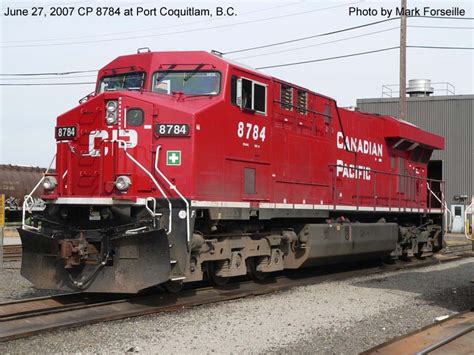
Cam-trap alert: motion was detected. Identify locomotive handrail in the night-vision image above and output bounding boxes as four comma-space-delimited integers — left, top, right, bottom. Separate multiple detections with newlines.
328, 163, 445, 213
464, 201, 473, 241
155, 145, 191, 246
116, 140, 173, 235
427, 182, 452, 232
272, 99, 332, 118
22, 153, 56, 231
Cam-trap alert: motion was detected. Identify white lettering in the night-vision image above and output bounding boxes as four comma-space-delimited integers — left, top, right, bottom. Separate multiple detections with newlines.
335, 159, 372, 181
336, 131, 383, 158
337, 131, 344, 149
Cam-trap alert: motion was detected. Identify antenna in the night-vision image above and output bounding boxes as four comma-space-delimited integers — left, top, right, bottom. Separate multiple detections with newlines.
137, 47, 151, 54
211, 50, 223, 57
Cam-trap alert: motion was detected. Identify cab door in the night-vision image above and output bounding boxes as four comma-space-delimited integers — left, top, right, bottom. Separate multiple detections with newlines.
225, 71, 272, 203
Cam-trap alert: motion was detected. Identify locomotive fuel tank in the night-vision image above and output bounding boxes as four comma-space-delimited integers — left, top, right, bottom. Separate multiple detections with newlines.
298, 222, 399, 267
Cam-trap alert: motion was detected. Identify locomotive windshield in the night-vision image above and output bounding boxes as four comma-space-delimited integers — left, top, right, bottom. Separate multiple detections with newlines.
152, 71, 221, 96
99, 72, 146, 92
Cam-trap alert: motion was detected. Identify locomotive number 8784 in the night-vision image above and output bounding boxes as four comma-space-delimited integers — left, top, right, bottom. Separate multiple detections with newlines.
20, 50, 445, 293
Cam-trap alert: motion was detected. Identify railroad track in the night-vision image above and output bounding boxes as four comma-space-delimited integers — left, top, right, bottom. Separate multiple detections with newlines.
363, 310, 474, 354
1, 251, 472, 342
2, 245, 22, 262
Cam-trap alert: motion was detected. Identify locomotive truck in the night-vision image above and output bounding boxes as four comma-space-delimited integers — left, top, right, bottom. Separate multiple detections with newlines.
20, 50, 445, 293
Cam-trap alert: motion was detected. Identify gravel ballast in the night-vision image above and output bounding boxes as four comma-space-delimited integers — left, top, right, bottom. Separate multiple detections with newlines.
1, 257, 473, 354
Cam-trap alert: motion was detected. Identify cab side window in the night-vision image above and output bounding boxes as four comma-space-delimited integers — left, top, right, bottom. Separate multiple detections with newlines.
230, 75, 267, 115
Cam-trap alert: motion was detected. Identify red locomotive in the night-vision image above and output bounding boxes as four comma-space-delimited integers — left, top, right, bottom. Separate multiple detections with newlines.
20, 50, 445, 293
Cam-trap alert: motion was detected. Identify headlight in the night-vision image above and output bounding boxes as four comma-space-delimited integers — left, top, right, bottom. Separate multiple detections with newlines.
105, 100, 118, 125
115, 175, 131, 191
106, 112, 117, 125
106, 100, 118, 112
43, 176, 57, 190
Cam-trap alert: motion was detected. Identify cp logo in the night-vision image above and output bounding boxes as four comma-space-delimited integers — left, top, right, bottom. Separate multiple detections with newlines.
88, 129, 138, 157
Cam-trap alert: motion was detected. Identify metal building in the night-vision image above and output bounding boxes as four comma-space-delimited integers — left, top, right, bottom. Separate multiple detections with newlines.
357, 80, 474, 213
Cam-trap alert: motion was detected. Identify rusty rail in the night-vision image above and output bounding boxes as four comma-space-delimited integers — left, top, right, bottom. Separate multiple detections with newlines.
362, 311, 474, 354
1, 252, 471, 342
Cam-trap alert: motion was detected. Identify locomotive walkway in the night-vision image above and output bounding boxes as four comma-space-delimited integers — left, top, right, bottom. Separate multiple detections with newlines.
1, 251, 472, 342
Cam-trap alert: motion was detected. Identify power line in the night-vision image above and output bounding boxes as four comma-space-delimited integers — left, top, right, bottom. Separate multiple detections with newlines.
0, 74, 97, 80
0, 70, 97, 77
232, 25, 474, 62
1, 2, 358, 48
408, 25, 474, 29
223, 18, 401, 55
414, 16, 474, 20
255, 47, 400, 69
408, 45, 474, 50
1, 45, 471, 80
0, 2, 309, 44
232, 27, 399, 61
255, 45, 473, 70
0, 82, 95, 86
224, 14, 474, 55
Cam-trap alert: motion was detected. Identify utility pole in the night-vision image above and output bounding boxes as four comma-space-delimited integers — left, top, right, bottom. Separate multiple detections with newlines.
399, 0, 407, 120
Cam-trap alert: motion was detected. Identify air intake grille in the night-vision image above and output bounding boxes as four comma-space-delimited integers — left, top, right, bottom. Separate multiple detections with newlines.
280, 84, 293, 110
297, 90, 307, 114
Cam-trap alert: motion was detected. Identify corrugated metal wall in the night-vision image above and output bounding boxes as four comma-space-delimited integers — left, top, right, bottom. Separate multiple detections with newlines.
356, 95, 474, 207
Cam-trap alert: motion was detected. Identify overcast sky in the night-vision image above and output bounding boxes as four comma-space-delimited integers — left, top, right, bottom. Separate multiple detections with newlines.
1, 0, 473, 167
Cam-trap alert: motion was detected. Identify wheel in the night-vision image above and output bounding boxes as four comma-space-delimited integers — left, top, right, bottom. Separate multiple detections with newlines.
246, 257, 267, 282
163, 280, 184, 293
206, 262, 230, 286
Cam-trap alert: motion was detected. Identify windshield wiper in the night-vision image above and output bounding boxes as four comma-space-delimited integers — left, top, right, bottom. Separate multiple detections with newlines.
183, 63, 205, 82
182, 93, 216, 98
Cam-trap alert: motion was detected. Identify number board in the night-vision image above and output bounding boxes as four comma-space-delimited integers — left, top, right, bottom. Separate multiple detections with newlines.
55, 126, 77, 140
0, 194, 4, 227
155, 124, 190, 137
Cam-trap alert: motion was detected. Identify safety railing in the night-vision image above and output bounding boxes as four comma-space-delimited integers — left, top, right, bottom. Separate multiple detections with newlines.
22, 154, 56, 231
464, 198, 473, 241
116, 140, 173, 235
155, 145, 191, 245
328, 164, 445, 213
116, 142, 191, 245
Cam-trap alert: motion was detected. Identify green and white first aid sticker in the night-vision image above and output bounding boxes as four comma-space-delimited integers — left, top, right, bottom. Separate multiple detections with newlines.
166, 150, 181, 166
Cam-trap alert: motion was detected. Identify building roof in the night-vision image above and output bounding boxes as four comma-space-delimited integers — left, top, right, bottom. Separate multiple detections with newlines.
358, 94, 474, 104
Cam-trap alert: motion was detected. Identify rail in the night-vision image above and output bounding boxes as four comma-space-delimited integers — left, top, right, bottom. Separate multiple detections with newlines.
1, 252, 468, 342
22, 154, 56, 231
328, 164, 445, 213
381, 82, 456, 97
